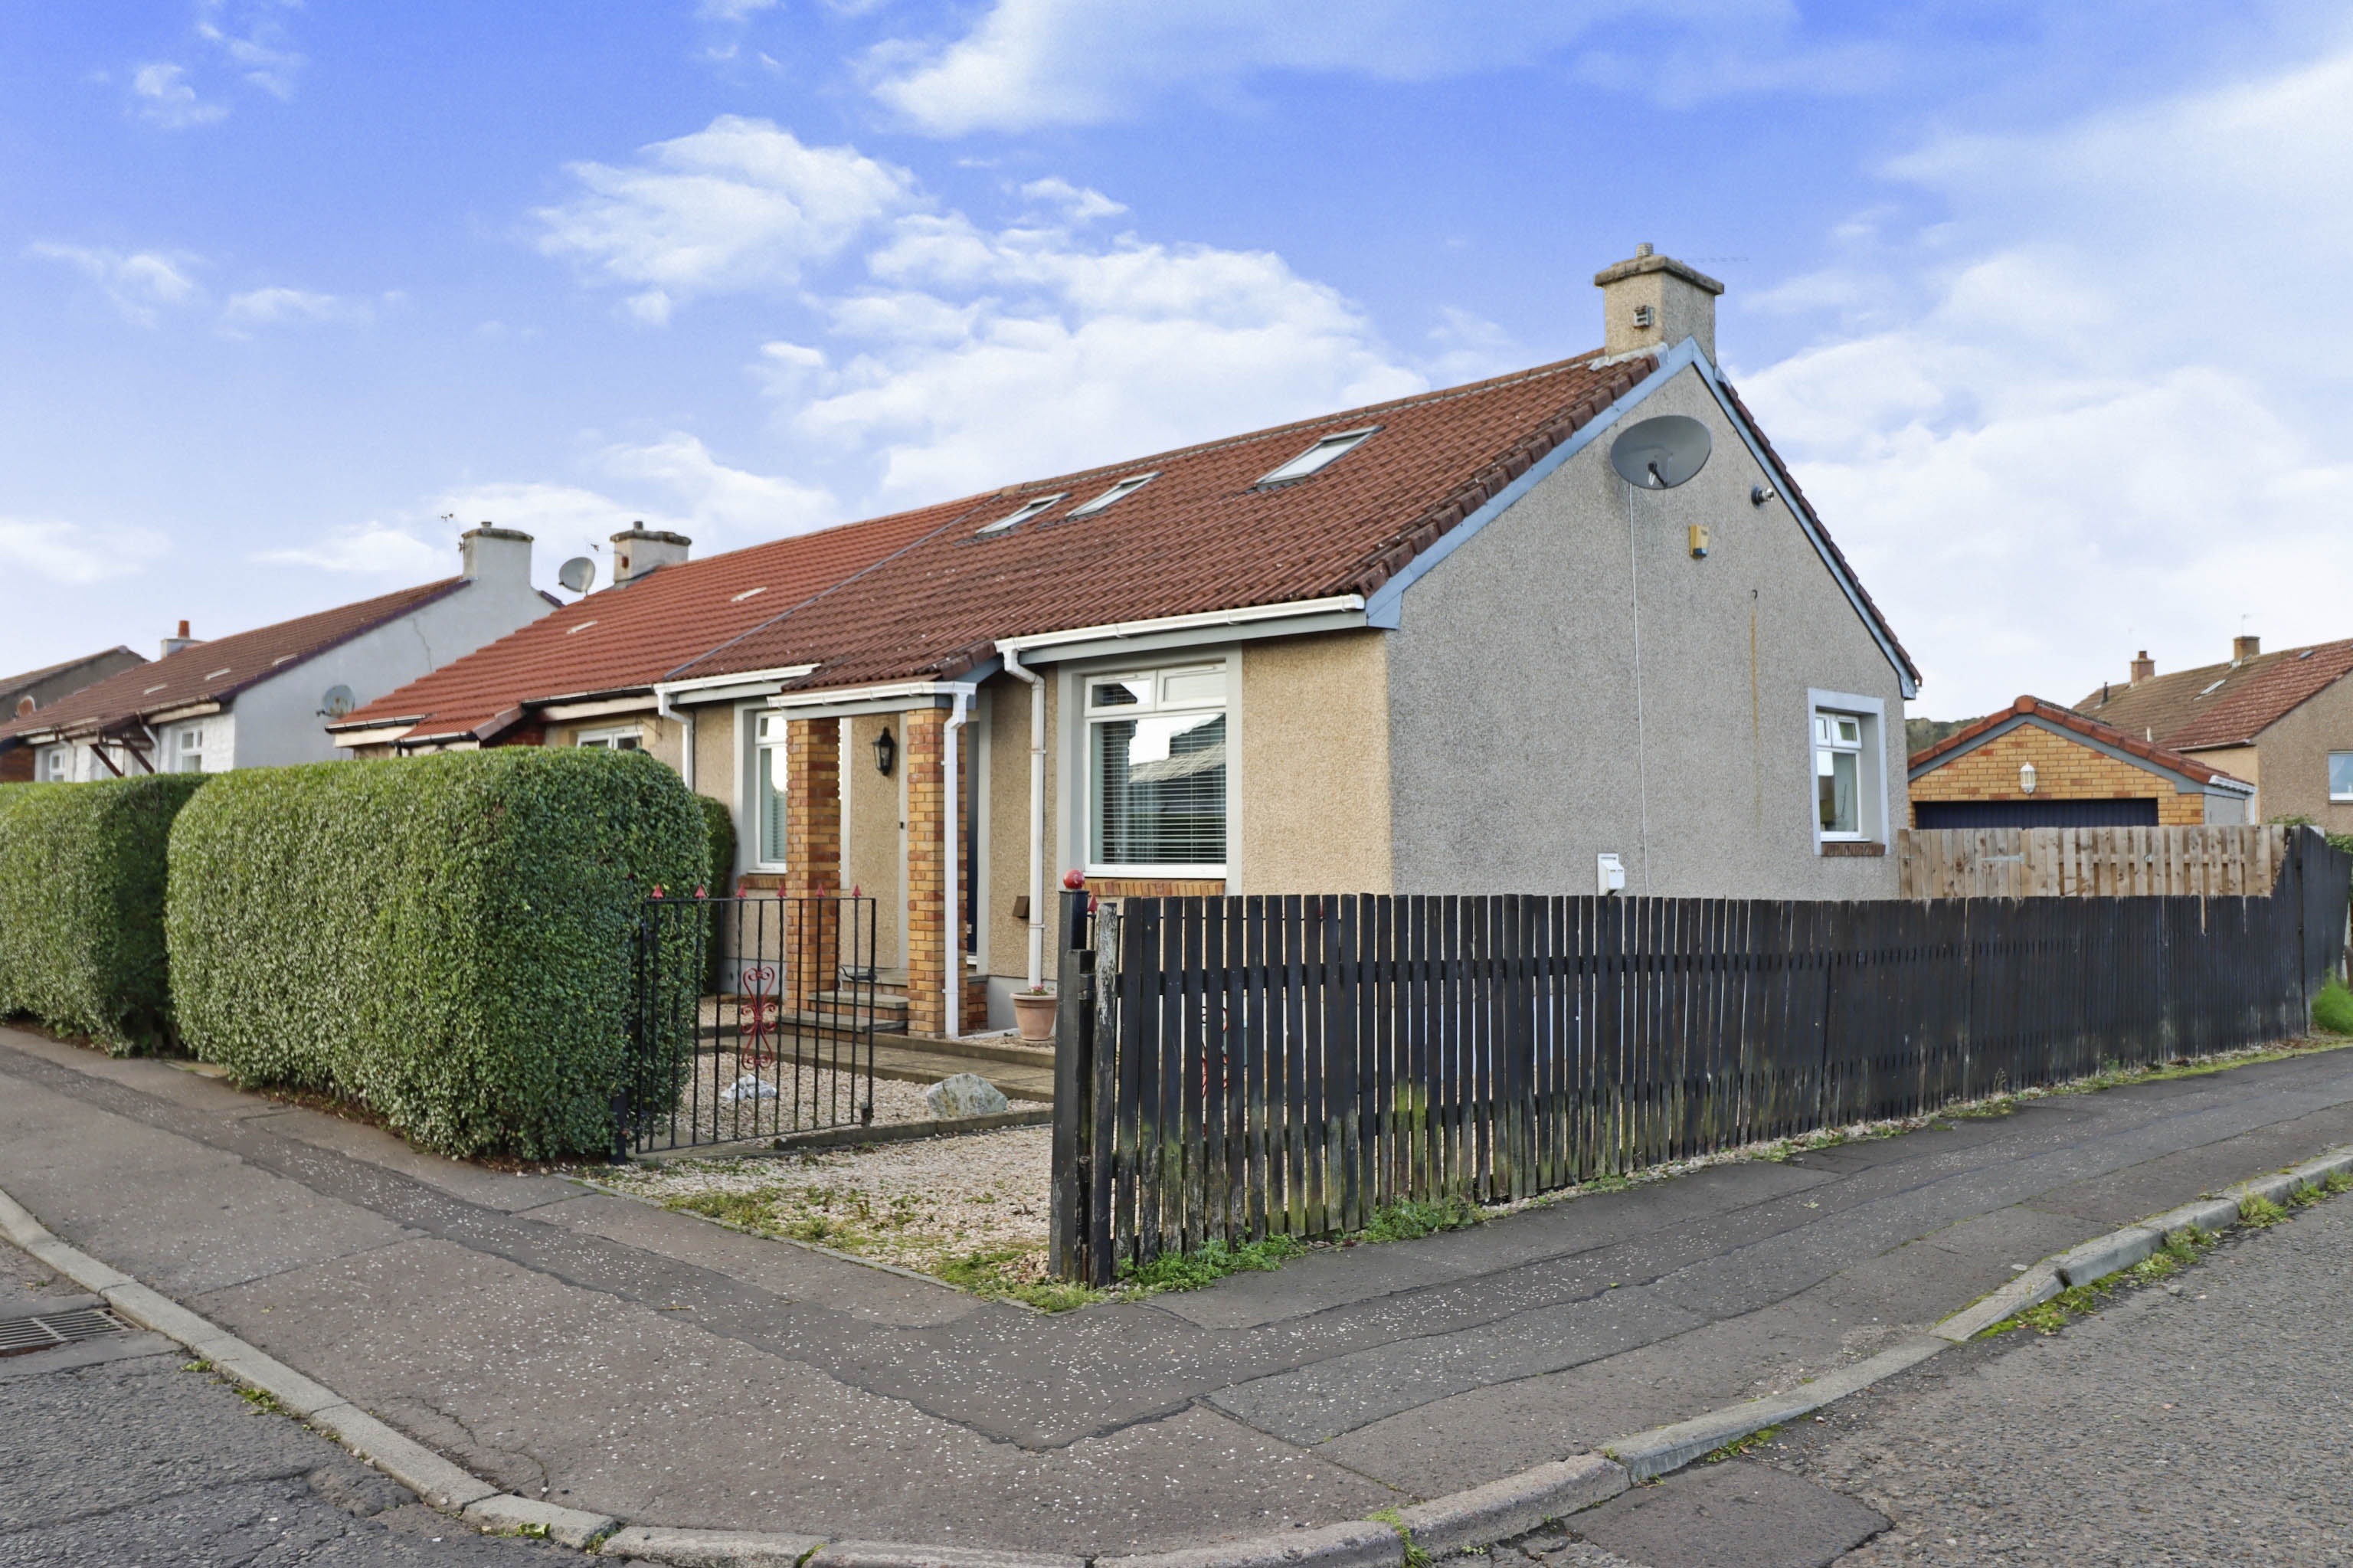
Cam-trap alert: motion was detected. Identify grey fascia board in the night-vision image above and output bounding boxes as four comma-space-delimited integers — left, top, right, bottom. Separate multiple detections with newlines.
1007, 611, 1365, 666
1907, 712, 2243, 795
1362, 339, 1701, 631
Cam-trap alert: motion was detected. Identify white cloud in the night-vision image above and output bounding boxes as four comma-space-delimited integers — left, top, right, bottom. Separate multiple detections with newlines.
256, 522, 447, 577
1017, 177, 1127, 223
535, 116, 916, 318
771, 206, 1423, 502
221, 286, 369, 333
0, 518, 170, 584
196, 0, 306, 99
863, 0, 1886, 135
1739, 47, 2353, 718
129, 62, 226, 128
27, 243, 204, 326
602, 433, 839, 538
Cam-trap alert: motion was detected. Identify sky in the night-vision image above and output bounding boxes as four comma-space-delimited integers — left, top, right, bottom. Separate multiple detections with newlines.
4, 1, 2350, 719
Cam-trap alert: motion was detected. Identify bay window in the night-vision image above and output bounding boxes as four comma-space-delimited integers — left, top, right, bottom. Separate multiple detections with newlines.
1088, 663, 1227, 874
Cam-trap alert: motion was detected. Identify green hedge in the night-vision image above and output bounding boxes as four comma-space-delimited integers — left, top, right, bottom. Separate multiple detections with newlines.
165, 748, 706, 1158
0, 774, 208, 1054
696, 794, 737, 993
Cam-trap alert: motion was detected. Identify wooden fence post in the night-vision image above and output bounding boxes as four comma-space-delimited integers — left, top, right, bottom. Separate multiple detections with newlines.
1048, 889, 1094, 1283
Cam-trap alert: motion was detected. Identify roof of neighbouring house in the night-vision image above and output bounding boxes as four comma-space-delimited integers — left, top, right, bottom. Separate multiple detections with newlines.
337, 346, 1919, 746
2075, 639, 2353, 751
0, 647, 144, 708
1910, 695, 2251, 791
0, 580, 463, 747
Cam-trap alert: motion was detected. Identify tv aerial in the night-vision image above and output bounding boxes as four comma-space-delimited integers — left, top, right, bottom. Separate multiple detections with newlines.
556, 556, 597, 594
1609, 415, 1712, 490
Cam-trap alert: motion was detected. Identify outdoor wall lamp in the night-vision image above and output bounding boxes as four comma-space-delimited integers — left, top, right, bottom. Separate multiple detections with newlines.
2020, 762, 2037, 794
873, 726, 897, 777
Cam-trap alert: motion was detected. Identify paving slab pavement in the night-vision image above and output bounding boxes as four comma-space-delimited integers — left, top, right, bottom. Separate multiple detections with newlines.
8, 1023, 2353, 1555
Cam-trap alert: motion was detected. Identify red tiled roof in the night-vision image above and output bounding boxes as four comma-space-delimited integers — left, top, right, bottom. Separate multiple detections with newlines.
1909, 695, 2249, 787
2075, 640, 2353, 751
0, 581, 465, 745
332, 509, 947, 741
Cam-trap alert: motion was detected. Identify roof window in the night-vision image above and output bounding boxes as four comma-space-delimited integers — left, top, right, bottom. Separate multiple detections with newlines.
2198, 679, 2226, 696
731, 586, 767, 603
977, 494, 1065, 536
566, 620, 598, 636
205, 668, 231, 681
1258, 427, 1378, 486
1069, 473, 1158, 519
143, 683, 168, 695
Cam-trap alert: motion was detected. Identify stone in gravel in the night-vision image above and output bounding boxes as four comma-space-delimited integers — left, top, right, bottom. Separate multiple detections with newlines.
1569, 1460, 1887, 1568
925, 1072, 1011, 1118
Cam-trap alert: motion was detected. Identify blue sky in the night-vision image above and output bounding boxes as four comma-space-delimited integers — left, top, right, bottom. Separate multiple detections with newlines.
5, 1, 2350, 716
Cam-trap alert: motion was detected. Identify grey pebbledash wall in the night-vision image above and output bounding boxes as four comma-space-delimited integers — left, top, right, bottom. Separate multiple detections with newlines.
1384, 362, 1910, 899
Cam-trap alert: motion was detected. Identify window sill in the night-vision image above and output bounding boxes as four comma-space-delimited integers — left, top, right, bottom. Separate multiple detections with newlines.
1818, 840, 1886, 858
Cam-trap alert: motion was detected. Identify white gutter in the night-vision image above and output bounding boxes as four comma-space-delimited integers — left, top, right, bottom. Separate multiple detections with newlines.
1001, 647, 1048, 991
941, 684, 975, 1039
653, 664, 818, 704
992, 595, 1366, 657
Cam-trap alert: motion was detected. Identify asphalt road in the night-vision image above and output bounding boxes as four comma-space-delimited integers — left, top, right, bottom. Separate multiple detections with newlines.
1485, 1188, 2353, 1568
0, 1241, 561, 1567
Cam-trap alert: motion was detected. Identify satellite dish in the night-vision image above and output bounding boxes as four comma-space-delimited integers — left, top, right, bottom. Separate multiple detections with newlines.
1609, 415, 1712, 490
320, 685, 355, 719
557, 556, 597, 594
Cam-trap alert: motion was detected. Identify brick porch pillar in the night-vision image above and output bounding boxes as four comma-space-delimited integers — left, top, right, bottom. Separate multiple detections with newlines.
903, 707, 948, 1036
784, 716, 840, 1012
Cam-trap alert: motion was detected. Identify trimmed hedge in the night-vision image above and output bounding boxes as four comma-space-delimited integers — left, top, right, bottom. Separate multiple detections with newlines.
696, 793, 737, 994
166, 748, 706, 1158
0, 774, 208, 1054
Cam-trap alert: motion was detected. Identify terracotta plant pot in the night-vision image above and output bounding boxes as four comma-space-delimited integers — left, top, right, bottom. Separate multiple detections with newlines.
1013, 991, 1058, 1044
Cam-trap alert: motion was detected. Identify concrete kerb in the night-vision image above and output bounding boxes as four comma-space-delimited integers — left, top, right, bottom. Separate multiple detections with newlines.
6, 1141, 2353, 1563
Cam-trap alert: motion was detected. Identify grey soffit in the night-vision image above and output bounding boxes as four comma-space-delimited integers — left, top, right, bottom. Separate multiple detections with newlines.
0, 1306, 126, 1357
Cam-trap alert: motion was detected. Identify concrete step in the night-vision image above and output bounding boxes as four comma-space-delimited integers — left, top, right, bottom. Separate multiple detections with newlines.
895, 1032, 1057, 1069
814, 988, 908, 1014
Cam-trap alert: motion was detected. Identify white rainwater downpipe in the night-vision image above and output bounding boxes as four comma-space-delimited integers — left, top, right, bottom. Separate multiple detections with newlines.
1000, 648, 1048, 990
942, 685, 974, 1039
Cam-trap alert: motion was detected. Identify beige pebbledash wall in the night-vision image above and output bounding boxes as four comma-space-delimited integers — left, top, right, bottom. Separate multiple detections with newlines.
2242, 676, 2353, 833
1910, 722, 2209, 827
843, 712, 904, 969
1240, 631, 1393, 895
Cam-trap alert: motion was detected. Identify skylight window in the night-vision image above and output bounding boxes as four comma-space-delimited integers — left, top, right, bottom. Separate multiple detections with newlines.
1069, 473, 1159, 519
567, 619, 598, 636
731, 586, 767, 602
977, 494, 1066, 535
2198, 679, 2227, 696
1258, 427, 1378, 486
205, 668, 232, 681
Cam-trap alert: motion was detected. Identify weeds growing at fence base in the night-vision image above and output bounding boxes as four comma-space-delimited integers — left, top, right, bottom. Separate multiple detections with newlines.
2315, 976, 2353, 1037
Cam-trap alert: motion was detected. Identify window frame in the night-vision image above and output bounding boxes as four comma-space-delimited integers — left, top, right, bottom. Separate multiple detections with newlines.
2330, 751, 2353, 803
1068, 472, 1158, 519
1255, 427, 1378, 486
748, 710, 791, 872
38, 745, 70, 782
1082, 658, 1233, 879
976, 493, 1066, 537
173, 724, 205, 774
573, 724, 644, 752
1805, 689, 1888, 852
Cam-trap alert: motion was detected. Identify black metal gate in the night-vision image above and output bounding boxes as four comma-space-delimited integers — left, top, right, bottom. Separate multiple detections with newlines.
617, 894, 880, 1157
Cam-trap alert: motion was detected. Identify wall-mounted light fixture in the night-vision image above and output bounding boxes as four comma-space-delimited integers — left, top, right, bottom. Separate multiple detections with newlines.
2019, 762, 2037, 795
1687, 524, 1710, 559
873, 726, 897, 777
1751, 484, 1777, 507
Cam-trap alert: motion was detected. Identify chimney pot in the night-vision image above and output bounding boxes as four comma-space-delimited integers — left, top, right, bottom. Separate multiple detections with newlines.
177, 620, 189, 638
2233, 633, 2260, 663
610, 525, 692, 587
159, 621, 202, 660
1594, 245, 1724, 361
2129, 650, 2155, 684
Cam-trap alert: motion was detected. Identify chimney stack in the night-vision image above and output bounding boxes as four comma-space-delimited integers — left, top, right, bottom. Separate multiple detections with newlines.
1594, 243, 1725, 361
160, 619, 201, 660
2129, 650, 2155, 684
460, 525, 534, 585
2233, 633, 2260, 663
610, 524, 692, 587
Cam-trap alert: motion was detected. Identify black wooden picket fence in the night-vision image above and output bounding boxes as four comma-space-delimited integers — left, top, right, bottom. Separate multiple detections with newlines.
1046, 831, 2351, 1285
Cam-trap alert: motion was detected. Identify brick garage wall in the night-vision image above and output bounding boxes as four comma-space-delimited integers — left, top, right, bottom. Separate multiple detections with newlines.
1910, 722, 2205, 827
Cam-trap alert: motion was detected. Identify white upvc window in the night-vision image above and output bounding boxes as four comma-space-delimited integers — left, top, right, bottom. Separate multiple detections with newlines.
174, 725, 207, 774
575, 725, 643, 752
2330, 751, 2353, 802
1086, 663, 1228, 876
1814, 711, 1866, 840
751, 712, 790, 869
38, 746, 70, 782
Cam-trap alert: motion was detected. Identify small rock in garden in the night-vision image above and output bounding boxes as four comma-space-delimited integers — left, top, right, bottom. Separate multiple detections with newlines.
721, 1073, 777, 1103
925, 1072, 1010, 1118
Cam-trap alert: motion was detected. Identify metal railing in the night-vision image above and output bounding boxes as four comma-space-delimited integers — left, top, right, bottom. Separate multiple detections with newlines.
617, 894, 879, 1157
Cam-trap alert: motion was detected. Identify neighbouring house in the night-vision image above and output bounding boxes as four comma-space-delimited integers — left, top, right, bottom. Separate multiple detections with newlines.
2076, 635, 2353, 831
339, 245, 1920, 1037
1907, 696, 2254, 829
0, 529, 557, 780
0, 647, 149, 781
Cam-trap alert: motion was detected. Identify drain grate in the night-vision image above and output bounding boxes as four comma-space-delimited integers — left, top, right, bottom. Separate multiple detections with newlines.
0, 1308, 128, 1357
